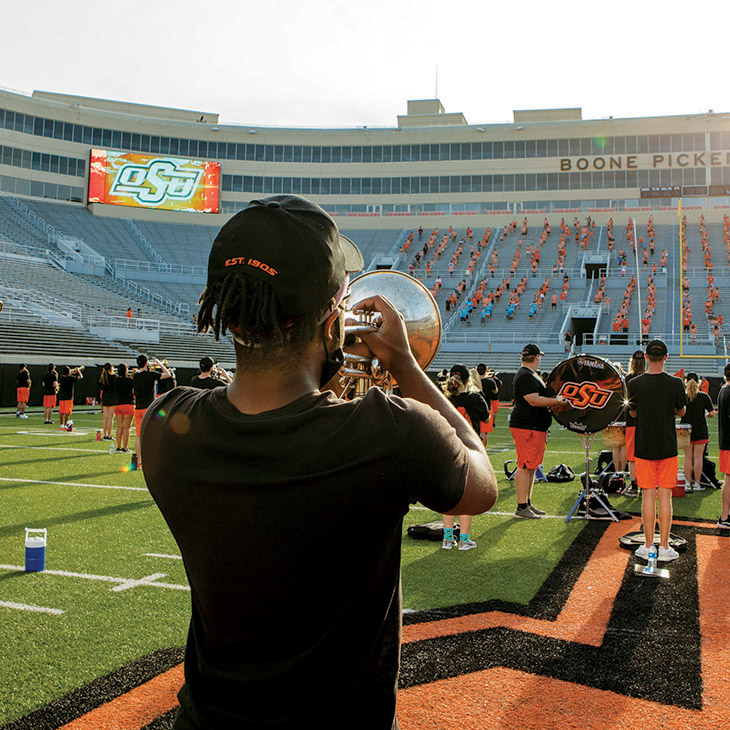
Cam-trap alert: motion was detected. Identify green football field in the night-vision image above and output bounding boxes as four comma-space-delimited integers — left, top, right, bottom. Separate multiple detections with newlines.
0, 408, 724, 725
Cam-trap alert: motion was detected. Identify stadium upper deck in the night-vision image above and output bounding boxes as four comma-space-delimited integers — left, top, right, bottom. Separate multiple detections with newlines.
0, 89, 729, 227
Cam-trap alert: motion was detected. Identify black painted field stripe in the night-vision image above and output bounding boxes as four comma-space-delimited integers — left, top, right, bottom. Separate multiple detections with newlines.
0, 647, 184, 730
141, 709, 177, 729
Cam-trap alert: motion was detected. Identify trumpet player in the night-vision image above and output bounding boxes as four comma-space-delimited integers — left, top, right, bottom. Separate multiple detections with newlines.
58, 365, 83, 430
133, 355, 171, 465
140, 194, 497, 729
190, 356, 232, 389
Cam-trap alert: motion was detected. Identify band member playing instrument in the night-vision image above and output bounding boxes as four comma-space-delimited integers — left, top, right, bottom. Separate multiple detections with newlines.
680, 372, 715, 491
623, 350, 646, 496
16, 364, 31, 418
140, 195, 497, 729
42, 364, 58, 424
99, 363, 116, 440
58, 366, 83, 430
156, 360, 177, 395
132, 355, 171, 466
190, 356, 232, 389
628, 340, 686, 562
476, 363, 501, 440
509, 344, 564, 519
441, 364, 490, 550
717, 363, 730, 527
113, 363, 134, 452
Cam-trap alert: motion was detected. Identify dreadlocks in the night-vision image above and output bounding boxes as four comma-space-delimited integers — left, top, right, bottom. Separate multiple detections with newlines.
197, 272, 322, 359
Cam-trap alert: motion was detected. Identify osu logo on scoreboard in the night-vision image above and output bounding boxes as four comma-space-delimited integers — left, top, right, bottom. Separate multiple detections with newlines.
110, 159, 203, 207
557, 381, 612, 409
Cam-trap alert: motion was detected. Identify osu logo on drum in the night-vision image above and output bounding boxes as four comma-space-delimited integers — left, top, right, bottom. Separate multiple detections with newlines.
557, 381, 612, 409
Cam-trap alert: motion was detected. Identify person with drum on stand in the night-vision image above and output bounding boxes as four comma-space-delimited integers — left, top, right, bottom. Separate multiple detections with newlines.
627, 340, 686, 563
680, 372, 715, 491
509, 343, 566, 519
623, 350, 646, 497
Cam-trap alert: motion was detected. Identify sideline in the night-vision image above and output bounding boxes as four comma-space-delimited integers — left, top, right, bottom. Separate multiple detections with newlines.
0, 476, 147, 492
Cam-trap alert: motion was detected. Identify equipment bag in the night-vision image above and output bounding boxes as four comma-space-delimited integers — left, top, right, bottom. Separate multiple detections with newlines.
546, 464, 576, 482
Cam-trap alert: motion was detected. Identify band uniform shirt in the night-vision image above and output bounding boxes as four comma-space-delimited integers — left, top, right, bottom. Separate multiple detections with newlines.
449, 391, 489, 432
190, 374, 226, 390
42, 371, 57, 396
17, 370, 30, 389
157, 374, 176, 395
114, 376, 135, 406
509, 366, 552, 432
680, 392, 714, 442
628, 372, 687, 460
57, 373, 79, 402
481, 377, 500, 408
141, 386, 468, 728
99, 374, 117, 407
133, 370, 162, 410
718, 383, 730, 451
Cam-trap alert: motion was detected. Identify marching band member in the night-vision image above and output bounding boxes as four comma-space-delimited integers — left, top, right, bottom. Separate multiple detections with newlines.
42, 363, 58, 424
58, 366, 83, 430
16, 364, 31, 419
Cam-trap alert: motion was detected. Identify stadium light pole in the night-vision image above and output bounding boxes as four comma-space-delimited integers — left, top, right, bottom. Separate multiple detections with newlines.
633, 217, 642, 338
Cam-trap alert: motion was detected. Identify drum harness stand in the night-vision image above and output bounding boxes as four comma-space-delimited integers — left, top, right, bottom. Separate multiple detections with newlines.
565, 431, 620, 523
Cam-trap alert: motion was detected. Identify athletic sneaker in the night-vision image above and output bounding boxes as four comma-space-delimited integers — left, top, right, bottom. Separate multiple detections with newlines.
458, 539, 477, 551
658, 546, 680, 562
529, 504, 546, 516
441, 538, 456, 550
19, 413, 28, 419
717, 516, 730, 528
693, 482, 705, 491
515, 505, 542, 519
634, 544, 652, 560
115, 447, 124, 453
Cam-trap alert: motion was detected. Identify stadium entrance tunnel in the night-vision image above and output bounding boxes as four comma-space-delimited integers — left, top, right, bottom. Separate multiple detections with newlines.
584, 254, 610, 279
568, 305, 601, 347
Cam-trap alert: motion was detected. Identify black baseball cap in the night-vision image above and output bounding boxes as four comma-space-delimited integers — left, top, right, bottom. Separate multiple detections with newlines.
200, 356, 215, 371
646, 339, 668, 357
449, 364, 470, 382
521, 343, 544, 357
685, 372, 699, 382
206, 195, 363, 318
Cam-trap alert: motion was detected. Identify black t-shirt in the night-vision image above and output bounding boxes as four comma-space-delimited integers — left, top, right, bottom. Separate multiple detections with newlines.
42, 371, 57, 395
628, 372, 687, 460
17, 370, 30, 388
99, 374, 117, 407
114, 376, 135, 405
450, 391, 489, 432
133, 370, 162, 410
681, 392, 713, 442
718, 383, 730, 451
481, 377, 500, 406
509, 366, 552, 432
157, 374, 176, 395
190, 374, 226, 390
623, 372, 639, 427
58, 374, 79, 401
141, 387, 468, 729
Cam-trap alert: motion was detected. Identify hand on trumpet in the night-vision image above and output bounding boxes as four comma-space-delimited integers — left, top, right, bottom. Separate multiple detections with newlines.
346, 294, 418, 380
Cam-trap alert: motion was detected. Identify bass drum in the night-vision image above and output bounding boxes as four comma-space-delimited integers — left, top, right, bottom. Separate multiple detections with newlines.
546, 355, 626, 435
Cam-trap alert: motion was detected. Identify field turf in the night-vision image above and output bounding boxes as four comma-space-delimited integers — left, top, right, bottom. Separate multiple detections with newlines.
0, 408, 727, 728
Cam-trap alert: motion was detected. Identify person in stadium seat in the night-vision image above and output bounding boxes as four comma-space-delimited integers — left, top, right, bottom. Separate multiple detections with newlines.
190, 356, 231, 389
132, 355, 171, 465
98, 363, 116, 440
716, 363, 730, 528
58, 366, 83, 430
440, 364, 490, 551
113, 363, 134, 452
16, 364, 31, 418
140, 194, 497, 730
627, 340, 686, 563
509, 344, 565, 519
42, 363, 58, 424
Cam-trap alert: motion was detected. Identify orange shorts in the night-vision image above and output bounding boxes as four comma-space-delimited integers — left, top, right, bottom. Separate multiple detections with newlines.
134, 408, 147, 438
510, 428, 548, 470
625, 426, 636, 461
720, 450, 730, 475
43, 395, 56, 408
17, 387, 30, 403
635, 456, 678, 490
114, 404, 134, 417
691, 439, 708, 446
480, 419, 493, 434
59, 400, 73, 415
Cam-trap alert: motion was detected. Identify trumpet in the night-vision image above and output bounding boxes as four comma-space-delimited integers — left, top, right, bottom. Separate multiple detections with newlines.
337, 270, 441, 397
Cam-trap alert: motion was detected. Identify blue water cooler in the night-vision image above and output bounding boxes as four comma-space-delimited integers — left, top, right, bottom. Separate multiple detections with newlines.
25, 528, 47, 572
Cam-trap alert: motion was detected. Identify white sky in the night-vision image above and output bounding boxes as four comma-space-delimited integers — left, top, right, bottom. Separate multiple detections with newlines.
3, 0, 728, 128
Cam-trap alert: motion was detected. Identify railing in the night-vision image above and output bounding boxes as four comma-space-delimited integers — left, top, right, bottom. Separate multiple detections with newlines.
114, 258, 206, 276
123, 219, 166, 264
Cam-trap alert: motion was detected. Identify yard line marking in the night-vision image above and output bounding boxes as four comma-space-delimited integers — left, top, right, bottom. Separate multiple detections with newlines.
144, 553, 182, 560
0, 599, 65, 615
0, 564, 189, 592
408, 505, 568, 520
0, 476, 147, 492
0, 444, 104, 453
111, 572, 168, 593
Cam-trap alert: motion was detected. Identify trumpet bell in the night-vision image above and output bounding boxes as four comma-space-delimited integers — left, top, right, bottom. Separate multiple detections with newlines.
341, 270, 441, 394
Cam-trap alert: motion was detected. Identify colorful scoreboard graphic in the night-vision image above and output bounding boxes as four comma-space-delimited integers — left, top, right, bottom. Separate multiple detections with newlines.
88, 149, 220, 213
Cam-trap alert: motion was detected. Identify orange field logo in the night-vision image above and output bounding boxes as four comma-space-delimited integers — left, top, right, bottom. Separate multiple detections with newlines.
558, 381, 613, 409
